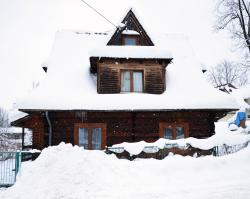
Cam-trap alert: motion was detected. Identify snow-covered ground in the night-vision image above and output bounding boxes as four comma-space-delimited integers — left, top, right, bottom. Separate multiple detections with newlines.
0, 122, 250, 199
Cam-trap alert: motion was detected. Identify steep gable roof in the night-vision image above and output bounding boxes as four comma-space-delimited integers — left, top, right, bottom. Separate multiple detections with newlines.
16, 30, 238, 111
107, 8, 154, 46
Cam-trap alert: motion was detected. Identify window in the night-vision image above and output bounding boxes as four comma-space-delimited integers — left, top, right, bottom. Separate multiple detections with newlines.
164, 126, 173, 139
74, 123, 106, 150
159, 122, 188, 140
121, 70, 143, 92
124, 37, 137, 45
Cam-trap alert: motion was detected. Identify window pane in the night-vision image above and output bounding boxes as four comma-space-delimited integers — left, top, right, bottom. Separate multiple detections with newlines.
79, 128, 88, 149
124, 38, 136, 45
121, 71, 130, 92
176, 127, 184, 139
133, 72, 143, 92
164, 127, 173, 139
92, 128, 102, 150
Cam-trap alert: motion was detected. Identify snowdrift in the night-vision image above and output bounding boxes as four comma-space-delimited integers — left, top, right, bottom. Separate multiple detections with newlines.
1, 141, 250, 199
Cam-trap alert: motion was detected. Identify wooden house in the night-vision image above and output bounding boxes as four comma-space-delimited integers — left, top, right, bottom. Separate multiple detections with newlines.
11, 8, 238, 150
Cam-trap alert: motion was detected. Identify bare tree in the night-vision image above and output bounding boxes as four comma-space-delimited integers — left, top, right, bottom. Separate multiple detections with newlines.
207, 60, 248, 87
216, 0, 250, 54
0, 107, 9, 127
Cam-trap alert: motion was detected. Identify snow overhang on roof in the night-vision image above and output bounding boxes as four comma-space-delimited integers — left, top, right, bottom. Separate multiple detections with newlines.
121, 29, 140, 35
89, 46, 172, 60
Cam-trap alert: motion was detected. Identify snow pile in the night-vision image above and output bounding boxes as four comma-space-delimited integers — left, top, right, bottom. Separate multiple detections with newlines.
1, 142, 250, 199
111, 122, 250, 155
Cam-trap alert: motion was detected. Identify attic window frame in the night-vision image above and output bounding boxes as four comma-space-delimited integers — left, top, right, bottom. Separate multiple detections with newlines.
122, 35, 140, 45
120, 69, 144, 93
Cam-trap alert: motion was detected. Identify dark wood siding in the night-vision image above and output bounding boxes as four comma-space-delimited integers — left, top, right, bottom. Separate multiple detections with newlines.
18, 112, 45, 150
145, 67, 165, 94
98, 66, 120, 93
17, 110, 227, 150
97, 59, 166, 94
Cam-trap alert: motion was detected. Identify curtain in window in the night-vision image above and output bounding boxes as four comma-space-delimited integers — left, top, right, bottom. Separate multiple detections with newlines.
164, 127, 173, 139
92, 128, 102, 150
176, 127, 184, 139
79, 128, 88, 149
133, 72, 143, 92
121, 71, 130, 92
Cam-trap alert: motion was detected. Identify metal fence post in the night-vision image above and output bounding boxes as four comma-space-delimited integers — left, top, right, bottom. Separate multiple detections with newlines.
15, 151, 22, 180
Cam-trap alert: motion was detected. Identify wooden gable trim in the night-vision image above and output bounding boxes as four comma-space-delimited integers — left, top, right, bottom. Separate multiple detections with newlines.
107, 9, 154, 46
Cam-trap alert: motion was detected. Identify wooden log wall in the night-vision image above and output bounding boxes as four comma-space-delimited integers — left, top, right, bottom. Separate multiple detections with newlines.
98, 59, 166, 94
21, 112, 45, 150
20, 110, 226, 150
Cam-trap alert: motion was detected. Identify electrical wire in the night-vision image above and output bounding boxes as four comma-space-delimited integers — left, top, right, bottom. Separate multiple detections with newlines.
79, 0, 118, 29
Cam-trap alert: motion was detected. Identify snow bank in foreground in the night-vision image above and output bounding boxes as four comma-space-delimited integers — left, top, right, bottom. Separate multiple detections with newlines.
1, 142, 250, 199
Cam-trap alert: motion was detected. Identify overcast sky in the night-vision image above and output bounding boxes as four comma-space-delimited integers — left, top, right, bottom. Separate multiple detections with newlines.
0, 0, 243, 109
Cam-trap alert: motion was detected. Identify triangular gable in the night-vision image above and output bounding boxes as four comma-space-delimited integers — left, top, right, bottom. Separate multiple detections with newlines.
107, 8, 154, 46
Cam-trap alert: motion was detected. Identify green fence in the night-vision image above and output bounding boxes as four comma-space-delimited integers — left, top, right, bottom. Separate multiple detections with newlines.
0, 151, 21, 188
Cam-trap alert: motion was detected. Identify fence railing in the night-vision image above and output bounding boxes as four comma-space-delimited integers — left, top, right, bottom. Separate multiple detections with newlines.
0, 151, 40, 188
106, 141, 250, 160
213, 141, 250, 156
0, 151, 21, 187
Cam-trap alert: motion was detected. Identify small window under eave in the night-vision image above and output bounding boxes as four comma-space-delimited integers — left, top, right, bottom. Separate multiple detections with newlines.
122, 29, 140, 45
106, 9, 154, 46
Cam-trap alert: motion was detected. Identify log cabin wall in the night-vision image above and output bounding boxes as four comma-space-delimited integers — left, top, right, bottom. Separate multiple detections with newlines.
97, 59, 166, 94
21, 110, 226, 150
20, 112, 45, 150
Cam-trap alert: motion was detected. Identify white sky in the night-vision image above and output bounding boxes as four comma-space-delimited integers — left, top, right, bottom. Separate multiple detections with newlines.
0, 0, 243, 109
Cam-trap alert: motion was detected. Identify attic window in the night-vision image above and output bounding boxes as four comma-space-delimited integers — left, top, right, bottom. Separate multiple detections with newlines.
124, 37, 137, 45
122, 30, 139, 45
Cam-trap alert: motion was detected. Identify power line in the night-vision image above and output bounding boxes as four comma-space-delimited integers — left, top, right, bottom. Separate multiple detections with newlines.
80, 0, 118, 29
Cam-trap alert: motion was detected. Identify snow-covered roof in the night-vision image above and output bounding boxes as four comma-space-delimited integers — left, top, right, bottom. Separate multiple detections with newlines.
15, 29, 238, 111
9, 109, 28, 123
231, 84, 250, 109
0, 127, 29, 134
89, 46, 172, 59
237, 84, 250, 99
